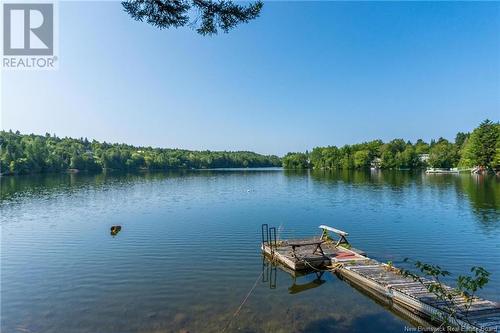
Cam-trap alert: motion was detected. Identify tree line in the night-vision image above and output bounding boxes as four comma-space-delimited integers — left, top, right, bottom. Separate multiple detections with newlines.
2, 120, 498, 175
0, 131, 281, 175
283, 120, 500, 171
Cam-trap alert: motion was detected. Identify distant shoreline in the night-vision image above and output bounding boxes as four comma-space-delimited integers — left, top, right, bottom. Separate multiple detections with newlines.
0, 166, 286, 177
2, 119, 498, 176
283, 120, 499, 173
3, 167, 496, 179
0, 130, 282, 176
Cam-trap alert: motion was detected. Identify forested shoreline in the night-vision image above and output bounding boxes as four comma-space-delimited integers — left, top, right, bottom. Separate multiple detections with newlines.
0, 132, 281, 175
283, 120, 500, 172
1, 120, 498, 176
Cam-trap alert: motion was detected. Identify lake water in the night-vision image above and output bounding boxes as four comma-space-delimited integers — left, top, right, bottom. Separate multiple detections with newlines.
1, 169, 499, 333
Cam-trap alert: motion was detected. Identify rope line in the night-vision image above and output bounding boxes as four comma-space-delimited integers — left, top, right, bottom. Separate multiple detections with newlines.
301, 257, 325, 272
221, 270, 264, 333
298, 253, 344, 273
220, 245, 344, 332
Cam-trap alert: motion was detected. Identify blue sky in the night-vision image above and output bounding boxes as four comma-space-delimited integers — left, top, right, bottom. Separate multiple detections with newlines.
2, 1, 499, 155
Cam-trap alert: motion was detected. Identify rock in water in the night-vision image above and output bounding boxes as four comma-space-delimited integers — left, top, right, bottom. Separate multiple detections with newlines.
110, 225, 122, 235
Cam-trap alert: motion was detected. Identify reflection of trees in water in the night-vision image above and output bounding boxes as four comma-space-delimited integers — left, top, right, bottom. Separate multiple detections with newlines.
2, 170, 498, 227
308, 169, 417, 188
424, 173, 499, 226
304, 170, 499, 228
1, 169, 274, 201
2, 172, 114, 201
456, 175, 500, 226
0, 173, 76, 200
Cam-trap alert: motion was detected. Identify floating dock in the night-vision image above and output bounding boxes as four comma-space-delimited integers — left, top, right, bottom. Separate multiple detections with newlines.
261, 224, 500, 333
425, 167, 460, 174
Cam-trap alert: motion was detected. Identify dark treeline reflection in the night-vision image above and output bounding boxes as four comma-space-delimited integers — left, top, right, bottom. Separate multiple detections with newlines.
455, 175, 500, 226
285, 169, 419, 187
0, 168, 283, 201
310, 169, 417, 187
2, 169, 498, 226
0, 171, 171, 201
285, 169, 499, 227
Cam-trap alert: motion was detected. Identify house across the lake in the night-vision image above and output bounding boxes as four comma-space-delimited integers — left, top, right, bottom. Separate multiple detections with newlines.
418, 154, 430, 163
370, 157, 382, 169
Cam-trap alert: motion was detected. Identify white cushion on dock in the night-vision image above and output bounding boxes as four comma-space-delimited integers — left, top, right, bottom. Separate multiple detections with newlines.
318, 225, 348, 236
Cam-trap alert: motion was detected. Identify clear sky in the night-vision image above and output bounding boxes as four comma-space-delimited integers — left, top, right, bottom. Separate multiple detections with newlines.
2, 1, 499, 155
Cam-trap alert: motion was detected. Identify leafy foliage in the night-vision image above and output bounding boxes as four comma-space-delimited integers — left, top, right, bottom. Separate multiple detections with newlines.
122, 0, 263, 35
459, 120, 500, 170
0, 131, 280, 175
401, 259, 490, 329
428, 138, 458, 168
282, 152, 309, 169
285, 120, 499, 170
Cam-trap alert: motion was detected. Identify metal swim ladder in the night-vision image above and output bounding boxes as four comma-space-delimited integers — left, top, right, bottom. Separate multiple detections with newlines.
261, 224, 277, 256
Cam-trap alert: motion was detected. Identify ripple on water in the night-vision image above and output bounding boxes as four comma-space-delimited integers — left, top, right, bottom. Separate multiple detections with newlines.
1, 170, 499, 333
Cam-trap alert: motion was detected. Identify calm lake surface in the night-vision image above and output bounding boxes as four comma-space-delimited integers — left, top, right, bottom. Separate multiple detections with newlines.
1, 169, 499, 333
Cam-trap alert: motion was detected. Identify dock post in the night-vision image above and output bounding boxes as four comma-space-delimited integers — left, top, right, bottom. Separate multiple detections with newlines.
261, 224, 269, 247
269, 227, 277, 257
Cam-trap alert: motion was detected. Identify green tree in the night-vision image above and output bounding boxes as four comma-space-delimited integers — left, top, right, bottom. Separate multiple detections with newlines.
380, 150, 395, 169
428, 139, 458, 168
414, 139, 430, 154
395, 145, 418, 168
122, 0, 263, 35
9, 158, 30, 174
354, 150, 370, 168
282, 152, 309, 169
494, 137, 500, 171
70, 153, 84, 169
459, 120, 499, 169
0, 130, 281, 175
455, 132, 469, 149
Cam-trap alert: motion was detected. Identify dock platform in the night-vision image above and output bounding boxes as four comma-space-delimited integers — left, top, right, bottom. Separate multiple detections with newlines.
261, 238, 366, 270
261, 224, 500, 332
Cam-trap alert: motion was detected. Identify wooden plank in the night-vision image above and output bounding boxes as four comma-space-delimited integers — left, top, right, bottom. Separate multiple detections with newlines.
356, 270, 386, 276
396, 285, 434, 292
356, 269, 387, 276
390, 282, 427, 288
388, 281, 434, 290
287, 239, 325, 246
418, 297, 447, 307
348, 265, 384, 270
383, 279, 416, 285
352, 266, 385, 272
376, 277, 411, 283
358, 272, 387, 279
414, 293, 441, 300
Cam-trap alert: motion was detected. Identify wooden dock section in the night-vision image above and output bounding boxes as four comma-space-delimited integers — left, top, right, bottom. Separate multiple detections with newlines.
261, 239, 366, 270
261, 225, 500, 333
